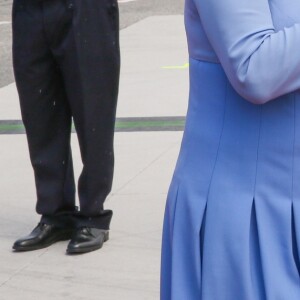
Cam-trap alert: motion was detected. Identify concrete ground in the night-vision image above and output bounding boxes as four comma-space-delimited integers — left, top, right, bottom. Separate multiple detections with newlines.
0, 12, 189, 300
0, 0, 184, 87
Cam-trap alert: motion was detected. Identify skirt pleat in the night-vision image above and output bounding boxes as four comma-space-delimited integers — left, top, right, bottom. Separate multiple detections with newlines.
161, 59, 300, 299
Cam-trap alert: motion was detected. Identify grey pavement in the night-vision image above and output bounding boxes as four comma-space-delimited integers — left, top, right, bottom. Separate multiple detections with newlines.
0, 12, 188, 300
0, 0, 184, 88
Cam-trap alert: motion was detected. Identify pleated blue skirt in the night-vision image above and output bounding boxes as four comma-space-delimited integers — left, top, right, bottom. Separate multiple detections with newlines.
161, 58, 300, 300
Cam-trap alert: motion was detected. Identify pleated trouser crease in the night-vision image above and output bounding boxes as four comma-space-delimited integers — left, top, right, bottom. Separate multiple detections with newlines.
12, 0, 120, 229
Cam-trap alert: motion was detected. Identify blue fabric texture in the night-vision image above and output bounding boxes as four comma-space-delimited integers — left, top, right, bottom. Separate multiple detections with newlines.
161, 0, 300, 299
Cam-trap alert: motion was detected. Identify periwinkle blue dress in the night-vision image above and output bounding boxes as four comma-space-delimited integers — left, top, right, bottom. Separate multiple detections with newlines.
161, 0, 300, 299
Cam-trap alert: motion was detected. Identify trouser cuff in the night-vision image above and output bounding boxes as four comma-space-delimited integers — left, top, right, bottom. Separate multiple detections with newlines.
41, 209, 113, 230
71, 210, 113, 230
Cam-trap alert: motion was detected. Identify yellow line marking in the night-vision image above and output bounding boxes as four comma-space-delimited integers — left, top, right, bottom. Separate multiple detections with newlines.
162, 63, 189, 70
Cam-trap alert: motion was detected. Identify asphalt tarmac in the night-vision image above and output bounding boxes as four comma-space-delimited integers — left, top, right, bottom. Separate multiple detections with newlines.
0, 0, 184, 88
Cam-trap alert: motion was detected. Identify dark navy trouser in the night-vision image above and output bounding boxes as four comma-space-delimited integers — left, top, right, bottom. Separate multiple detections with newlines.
12, 0, 120, 229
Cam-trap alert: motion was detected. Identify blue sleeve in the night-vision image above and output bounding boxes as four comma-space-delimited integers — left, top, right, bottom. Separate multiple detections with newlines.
194, 0, 300, 104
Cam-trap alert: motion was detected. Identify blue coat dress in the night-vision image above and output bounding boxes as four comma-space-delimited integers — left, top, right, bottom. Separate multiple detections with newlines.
161, 0, 300, 299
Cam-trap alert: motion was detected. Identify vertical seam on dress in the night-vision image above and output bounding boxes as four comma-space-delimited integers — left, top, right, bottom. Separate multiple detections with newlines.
206, 77, 228, 199
168, 183, 180, 300
253, 105, 262, 195
170, 184, 180, 245
290, 94, 300, 278
178, 57, 194, 184
200, 72, 228, 300
200, 203, 207, 282
250, 104, 267, 299
251, 201, 267, 300
292, 94, 296, 203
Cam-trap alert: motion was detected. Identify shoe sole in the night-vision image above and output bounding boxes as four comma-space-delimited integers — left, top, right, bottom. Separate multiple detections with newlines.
66, 232, 109, 255
13, 231, 74, 252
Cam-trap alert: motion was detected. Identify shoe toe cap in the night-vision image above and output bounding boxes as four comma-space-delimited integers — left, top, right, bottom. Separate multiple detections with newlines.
13, 238, 35, 250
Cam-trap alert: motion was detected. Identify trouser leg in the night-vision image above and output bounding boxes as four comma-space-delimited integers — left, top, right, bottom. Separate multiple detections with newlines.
48, 0, 120, 229
12, 0, 76, 220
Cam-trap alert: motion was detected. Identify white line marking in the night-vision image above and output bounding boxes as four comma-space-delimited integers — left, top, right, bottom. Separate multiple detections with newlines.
0, 21, 11, 25
118, 0, 136, 3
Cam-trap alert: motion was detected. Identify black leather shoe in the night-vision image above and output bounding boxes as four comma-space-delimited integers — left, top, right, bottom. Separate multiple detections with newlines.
66, 227, 109, 254
13, 223, 74, 252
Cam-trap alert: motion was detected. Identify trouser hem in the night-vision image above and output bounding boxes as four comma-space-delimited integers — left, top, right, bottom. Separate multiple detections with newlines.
41, 209, 113, 230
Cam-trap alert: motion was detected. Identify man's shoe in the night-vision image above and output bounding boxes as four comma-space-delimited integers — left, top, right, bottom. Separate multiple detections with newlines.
66, 227, 109, 254
13, 223, 74, 252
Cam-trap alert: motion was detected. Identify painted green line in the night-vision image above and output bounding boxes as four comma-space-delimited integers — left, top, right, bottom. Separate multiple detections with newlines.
0, 124, 24, 130
115, 120, 185, 128
0, 117, 186, 135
